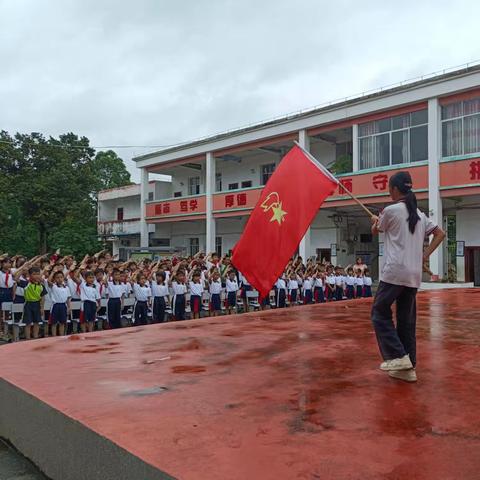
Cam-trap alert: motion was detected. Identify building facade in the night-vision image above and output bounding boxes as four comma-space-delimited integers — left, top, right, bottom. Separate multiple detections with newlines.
99, 65, 480, 284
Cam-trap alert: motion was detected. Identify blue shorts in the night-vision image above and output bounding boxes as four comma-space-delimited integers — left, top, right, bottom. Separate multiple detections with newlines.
227, 291, 237, 307
23, 301, 42, 325
81, 300, 97, 323
210, 293, 221, 311
50, 303, 67, 324
0, 287, 13, 306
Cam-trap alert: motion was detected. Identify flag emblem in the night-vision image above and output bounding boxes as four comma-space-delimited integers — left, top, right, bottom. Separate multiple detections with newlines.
261, 192, 287, 225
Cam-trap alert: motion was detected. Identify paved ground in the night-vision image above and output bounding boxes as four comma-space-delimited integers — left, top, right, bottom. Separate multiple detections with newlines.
0, 289, 479, 480
0, 440, 46, 479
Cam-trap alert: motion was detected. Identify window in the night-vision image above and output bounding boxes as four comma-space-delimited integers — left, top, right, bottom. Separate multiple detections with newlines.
442, 97, 480, 157
150, 238, 170, 247
228, 182, 239, 190
215, 236, 222, 257
241, 180, 252, 188
261, 163, 276, 185
148, 192, 154, 201
358, 109, 428, 169
188, 176, 200, 195
189, 238, 199, 257
173, 191, 182, 198
116, 208, 124, 221
216, 173, 222, 192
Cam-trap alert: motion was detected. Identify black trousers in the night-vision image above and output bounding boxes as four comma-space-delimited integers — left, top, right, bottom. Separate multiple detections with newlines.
108, 298, 122, 329
371, 281, 418, 367
134, 301, 148, 325
152, 296, 166, 323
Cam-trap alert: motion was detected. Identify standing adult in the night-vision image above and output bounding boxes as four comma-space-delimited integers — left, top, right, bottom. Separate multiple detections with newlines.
370, 171, 445, 382
354, 256, 367, 273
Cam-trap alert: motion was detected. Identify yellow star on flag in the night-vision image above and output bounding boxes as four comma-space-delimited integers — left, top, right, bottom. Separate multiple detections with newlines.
270, 202, 287, 225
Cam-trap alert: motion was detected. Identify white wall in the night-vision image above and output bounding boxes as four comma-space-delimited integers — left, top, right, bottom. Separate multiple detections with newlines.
310, 140, 336, 167
98, 194, 141, 222
456, 209, 480, 282
215, 151, 279, 191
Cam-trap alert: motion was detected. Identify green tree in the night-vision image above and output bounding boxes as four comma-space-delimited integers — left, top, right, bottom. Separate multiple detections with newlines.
0, 131, 132, 256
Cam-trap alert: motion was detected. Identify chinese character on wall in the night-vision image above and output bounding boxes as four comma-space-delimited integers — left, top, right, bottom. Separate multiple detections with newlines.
225, 195, 235, 208
470, 160, 480, 180
338, 178, 353, 194
372, 174, 388, 190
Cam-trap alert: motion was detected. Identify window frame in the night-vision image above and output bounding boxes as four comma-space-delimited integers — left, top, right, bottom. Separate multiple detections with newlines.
441, 98, 480, 158
215, 236, 222, 257
189, 237, 200, 257
358, 110, 428, 170
188, 176, 201, 196
116, 207, 124, 221
261, 163, 276, 185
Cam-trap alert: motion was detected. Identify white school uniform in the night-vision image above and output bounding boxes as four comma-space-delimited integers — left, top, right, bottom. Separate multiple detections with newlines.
326, 274, 335, 286
0, 270, 14, 289
107, 281, 124, 299
334, 275, 344, 287
81, 282, 100, 303
275, 278, 287, 290
355, 276, 364, 287
95, 280, 107, 299
189, 281, 204, 296
303, 277, 313, 292
314, 276, 324, 288
239, 272, 250, 287
133, 283, 152, 302
49, 283, 71, 304
288, 279, 299, 291
226, 278, 239, 292
209, 280, 222, 295
67, 277, 81, 300
151, 280, 169, 298
171, 281, 187, 295
345, 275, 356, 286
364, 276, 373, 287
122, 282, 132, 298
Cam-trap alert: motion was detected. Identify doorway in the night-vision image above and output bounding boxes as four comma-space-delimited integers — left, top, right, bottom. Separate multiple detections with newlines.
465, 247, 480, 286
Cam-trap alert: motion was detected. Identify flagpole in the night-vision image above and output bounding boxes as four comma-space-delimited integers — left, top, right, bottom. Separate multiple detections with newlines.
293, 141, 376, 219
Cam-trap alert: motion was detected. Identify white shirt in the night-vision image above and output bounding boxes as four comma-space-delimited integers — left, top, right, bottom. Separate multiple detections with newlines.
49, 283, 71, 304
95, 280, 107, 298
122, 282, 132, 297
209, 280, 222, 295
226, 278, 238, 292
314, 277, 323, 288
335, 275, 344, 287
288, 279, 299, 290
303, 278, 313, 290
172, 281, 187, 295
355, 276, 364, 286
67, 277, 81, 299
275, 278, 287, 290
345, 275, 356, 286
151, 280, 169, 297
364, 276, 373, 286
81, 282, 100, 303
378, 202, 437, 288
239, 272, 250, 286
0, 270, 14, 289
15, 275, 26, 296
133, 283, 152, 302
107, 281, 124, 299
189, 281, 204, 296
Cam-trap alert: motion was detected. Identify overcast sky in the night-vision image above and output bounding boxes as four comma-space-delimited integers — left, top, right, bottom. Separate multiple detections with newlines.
1, 0, 479, 181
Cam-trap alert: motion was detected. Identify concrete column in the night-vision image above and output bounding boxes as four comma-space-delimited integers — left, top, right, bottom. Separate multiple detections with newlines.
352, 123, 359, 172
298, 130, 311, 260
205, 152, 216, 253
140, 168, 149, 248
427, 98, 444, 280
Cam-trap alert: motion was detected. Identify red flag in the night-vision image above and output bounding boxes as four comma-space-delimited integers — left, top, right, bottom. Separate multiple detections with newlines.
231, 144, 337, 298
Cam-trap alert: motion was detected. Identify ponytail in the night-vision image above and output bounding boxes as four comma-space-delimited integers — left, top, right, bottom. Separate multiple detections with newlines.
389, 171, 420, 234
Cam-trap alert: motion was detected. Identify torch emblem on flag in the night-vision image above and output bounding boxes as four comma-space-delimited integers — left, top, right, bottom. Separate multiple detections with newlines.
261, 192, 287, 225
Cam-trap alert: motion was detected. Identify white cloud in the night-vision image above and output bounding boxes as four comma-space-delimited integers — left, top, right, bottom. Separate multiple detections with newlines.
1, 0, 479, 181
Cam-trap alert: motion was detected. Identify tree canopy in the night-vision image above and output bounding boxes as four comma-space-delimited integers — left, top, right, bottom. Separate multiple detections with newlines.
0, 131, 132, 256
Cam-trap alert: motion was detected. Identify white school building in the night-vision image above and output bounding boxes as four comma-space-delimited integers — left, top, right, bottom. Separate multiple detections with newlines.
97, 64, 480, 285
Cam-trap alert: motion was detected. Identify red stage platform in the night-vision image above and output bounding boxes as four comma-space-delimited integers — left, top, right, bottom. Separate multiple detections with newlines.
0, 289, 479, 480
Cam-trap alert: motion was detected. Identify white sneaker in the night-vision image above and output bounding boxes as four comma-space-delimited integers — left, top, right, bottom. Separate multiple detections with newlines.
388, 368, 417, 383
380, 355, 413, 372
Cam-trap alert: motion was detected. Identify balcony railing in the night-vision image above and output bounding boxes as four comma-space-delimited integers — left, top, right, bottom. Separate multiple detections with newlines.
97, 218, 154, 236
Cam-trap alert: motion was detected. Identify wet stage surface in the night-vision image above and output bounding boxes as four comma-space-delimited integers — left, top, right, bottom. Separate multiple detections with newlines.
1, 289, 480, 479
